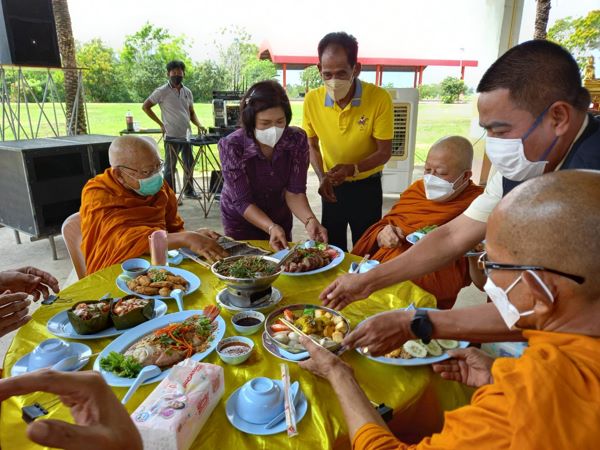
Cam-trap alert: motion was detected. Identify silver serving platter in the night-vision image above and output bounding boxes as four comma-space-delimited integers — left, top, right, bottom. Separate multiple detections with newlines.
264, 304, 351, 354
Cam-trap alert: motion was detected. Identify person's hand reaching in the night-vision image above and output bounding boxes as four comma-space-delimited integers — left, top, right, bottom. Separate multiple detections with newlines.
432, 347, 495, 388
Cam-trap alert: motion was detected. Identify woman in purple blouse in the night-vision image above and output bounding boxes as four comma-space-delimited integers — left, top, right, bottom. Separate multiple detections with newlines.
218, 81, 328, 250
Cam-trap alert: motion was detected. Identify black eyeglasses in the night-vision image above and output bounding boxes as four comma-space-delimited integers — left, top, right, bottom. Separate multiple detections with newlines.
477, 252, 585, 285
118, 160, 164, 178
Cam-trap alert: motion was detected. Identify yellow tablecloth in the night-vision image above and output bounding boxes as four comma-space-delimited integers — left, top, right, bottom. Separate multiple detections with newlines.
1, 246, 471, 449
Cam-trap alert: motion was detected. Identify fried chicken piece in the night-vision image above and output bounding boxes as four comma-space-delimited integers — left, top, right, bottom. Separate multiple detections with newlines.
136, 276, 151, 287
149, 281, 174, 288
159, 287, 172, 297
134, 286, 160, 295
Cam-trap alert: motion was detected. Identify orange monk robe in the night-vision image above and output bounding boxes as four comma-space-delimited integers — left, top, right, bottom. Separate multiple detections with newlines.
351, 180, 483, 309
352, 330, 600, 450
80, 168, 184, 275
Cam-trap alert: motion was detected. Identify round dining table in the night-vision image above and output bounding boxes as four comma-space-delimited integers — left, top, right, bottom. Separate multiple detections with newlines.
1, 243, 472, 449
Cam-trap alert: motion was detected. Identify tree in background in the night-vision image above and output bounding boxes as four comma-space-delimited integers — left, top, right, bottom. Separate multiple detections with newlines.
185, 61, 228, 102
120, 23, 190, 101
77, 39, 130, 102
534, 0, 552, 40
548, 10, 600, 72
440, 76, 466, 104
300, 65, 322, 91
418, 83, 442, 100
215, 26, 277, 90
52, 0, 87, 134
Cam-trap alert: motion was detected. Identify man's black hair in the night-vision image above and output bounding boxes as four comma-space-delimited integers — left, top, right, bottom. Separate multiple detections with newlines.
318, 32, 359, 67
166, 60, 186, 73
477, 40, 590, 115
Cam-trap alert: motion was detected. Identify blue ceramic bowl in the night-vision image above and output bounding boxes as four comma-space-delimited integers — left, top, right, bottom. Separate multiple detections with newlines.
235, 377, 284, 424
121, 258, 150, 278
231, 311, 265, 336
28, 338, 73, 370
217, 336, 254, 366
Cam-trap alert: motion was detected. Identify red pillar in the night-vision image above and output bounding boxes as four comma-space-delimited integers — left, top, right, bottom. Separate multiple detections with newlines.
418, 66, 424, 86
282, 63, 287, 90
460, 65, 465, 80
413, 69, 417, 88
380, 65, 384, 85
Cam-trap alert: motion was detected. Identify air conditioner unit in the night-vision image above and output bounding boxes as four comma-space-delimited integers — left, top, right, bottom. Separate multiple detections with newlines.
382, 88, 418, 193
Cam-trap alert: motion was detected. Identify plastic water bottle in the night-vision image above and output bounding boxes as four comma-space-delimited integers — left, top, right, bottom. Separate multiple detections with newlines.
126, 111, 134, 132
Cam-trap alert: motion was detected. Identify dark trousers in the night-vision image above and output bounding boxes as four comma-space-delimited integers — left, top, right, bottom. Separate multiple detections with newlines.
164, 140, 194, 194
322, 174, 383, 252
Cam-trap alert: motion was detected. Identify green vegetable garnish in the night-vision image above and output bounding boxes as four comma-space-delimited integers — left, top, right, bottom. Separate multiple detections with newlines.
215, 257, 276, 278
99, 351, 143, 378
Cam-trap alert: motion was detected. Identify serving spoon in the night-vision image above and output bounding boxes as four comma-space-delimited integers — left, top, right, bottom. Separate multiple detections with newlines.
170, 289, 184, 312
121, 365, 161, 404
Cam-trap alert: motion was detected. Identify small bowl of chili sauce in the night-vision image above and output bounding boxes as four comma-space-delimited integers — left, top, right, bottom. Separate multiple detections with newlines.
231, 311, 265, 336
216, 336, 254, 365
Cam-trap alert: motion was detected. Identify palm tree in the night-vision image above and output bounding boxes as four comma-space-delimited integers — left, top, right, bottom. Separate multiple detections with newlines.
534, 0, 552, 40
52, 0, 87, 135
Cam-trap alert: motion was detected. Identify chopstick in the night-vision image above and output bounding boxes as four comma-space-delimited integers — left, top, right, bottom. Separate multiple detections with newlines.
278, 318, 325, 349
352, 254, 370, 273
179, 248, 211, 268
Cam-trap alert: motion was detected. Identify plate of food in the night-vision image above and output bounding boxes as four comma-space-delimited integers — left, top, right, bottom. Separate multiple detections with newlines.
47, 297, 168, 340
271, 241, 344, 276
263, 304, 350, 361
116, 266, 201, 299
94, 306, 225, 387
406, 225, 438, 245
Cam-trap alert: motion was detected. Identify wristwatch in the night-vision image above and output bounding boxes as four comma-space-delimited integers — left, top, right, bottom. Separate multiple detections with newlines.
410, 309, 433, 344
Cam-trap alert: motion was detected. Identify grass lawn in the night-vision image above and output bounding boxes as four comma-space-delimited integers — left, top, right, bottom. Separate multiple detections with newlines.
3, 101, 474, 164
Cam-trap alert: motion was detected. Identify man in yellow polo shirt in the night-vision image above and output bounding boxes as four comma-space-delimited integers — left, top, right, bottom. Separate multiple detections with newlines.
303, 32, 393, 251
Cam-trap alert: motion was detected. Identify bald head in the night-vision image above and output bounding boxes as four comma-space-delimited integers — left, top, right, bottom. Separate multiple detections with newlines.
108, 136, 160, 168
428, 136, 474, 172
489, 170, 600, 294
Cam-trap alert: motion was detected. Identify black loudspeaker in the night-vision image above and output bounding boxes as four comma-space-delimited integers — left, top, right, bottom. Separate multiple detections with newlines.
0, 135, 115, 238
0, 0, 61, 67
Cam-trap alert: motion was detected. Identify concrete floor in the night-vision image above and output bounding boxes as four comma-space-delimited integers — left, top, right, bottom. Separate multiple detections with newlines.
0, 167, 486, 364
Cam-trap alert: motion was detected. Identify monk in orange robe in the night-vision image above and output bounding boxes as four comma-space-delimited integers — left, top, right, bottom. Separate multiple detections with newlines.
352, 136, 483, 308
300, 170, 600, 450
80, 136, 227, 275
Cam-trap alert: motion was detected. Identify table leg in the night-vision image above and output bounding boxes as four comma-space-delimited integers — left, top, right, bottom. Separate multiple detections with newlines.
13, 229, 21, 244
48, 235, 58, 261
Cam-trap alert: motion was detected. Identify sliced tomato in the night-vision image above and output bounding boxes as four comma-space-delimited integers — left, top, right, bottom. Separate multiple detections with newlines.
271, 323, 289, 333
283, 309, 295, 322
325, 248, 338, 259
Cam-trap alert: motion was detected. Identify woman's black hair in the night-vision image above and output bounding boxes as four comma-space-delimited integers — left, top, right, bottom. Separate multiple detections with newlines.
239, 80, 292, 138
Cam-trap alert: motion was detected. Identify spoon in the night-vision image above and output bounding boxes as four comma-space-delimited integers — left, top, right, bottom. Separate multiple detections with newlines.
121, 365, 161, 404
170, 289, 184, 312
50, 352, 99, 371
264, 381, 300, 429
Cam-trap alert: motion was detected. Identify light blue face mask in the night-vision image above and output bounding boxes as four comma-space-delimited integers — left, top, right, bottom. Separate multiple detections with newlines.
133, 171, 164, 196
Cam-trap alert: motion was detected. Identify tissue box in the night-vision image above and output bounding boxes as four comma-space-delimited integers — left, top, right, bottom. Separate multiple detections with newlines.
131, 359, 224, 450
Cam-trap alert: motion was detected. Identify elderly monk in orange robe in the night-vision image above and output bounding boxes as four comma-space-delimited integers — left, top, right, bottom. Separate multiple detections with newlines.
80, 136, 227, 275
352, 136, 483, 308
300, 170, 600, 450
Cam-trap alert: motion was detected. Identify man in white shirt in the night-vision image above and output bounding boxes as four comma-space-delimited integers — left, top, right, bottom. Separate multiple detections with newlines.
319, 39, 600, 355
142, 60, 206, 198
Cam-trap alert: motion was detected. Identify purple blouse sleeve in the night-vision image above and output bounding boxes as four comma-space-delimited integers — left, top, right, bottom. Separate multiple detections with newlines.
285, 129, 309, 194
218, 137, 255, 215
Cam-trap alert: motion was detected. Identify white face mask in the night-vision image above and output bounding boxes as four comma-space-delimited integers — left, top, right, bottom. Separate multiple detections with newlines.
255, 126, 285, 148
423, 172, 466, 202
484, 270, 554, 330
324, 77, 353, 102
484, 107, 557, 181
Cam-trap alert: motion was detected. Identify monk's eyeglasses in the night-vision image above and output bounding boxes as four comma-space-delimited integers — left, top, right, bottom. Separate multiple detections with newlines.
477, 252, 585, 284
118, 160, 164, 178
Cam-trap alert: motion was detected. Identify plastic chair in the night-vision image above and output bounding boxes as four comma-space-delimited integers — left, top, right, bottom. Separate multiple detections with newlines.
61, 212, 86, 279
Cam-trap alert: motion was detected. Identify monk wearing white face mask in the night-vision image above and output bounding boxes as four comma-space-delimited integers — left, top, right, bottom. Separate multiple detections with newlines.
352, 136, 483, 308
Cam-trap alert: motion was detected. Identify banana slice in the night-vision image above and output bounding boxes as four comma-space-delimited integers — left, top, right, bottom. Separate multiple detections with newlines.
422, 339, 443, 356
402, 340, 428, 358
436, 339, 459, 349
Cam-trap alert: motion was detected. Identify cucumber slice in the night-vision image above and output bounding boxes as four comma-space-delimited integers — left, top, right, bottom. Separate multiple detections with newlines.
436, 339, 459, 349
403, 340, 428, 358
423, 339, 443, 356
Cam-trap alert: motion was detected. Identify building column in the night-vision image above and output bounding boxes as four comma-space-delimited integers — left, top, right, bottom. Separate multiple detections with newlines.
282, 63, 287, 90
380, 65, 384, 85
460, 65, 465, 80
418, 66, 424, 86
413, 69, 418, 88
